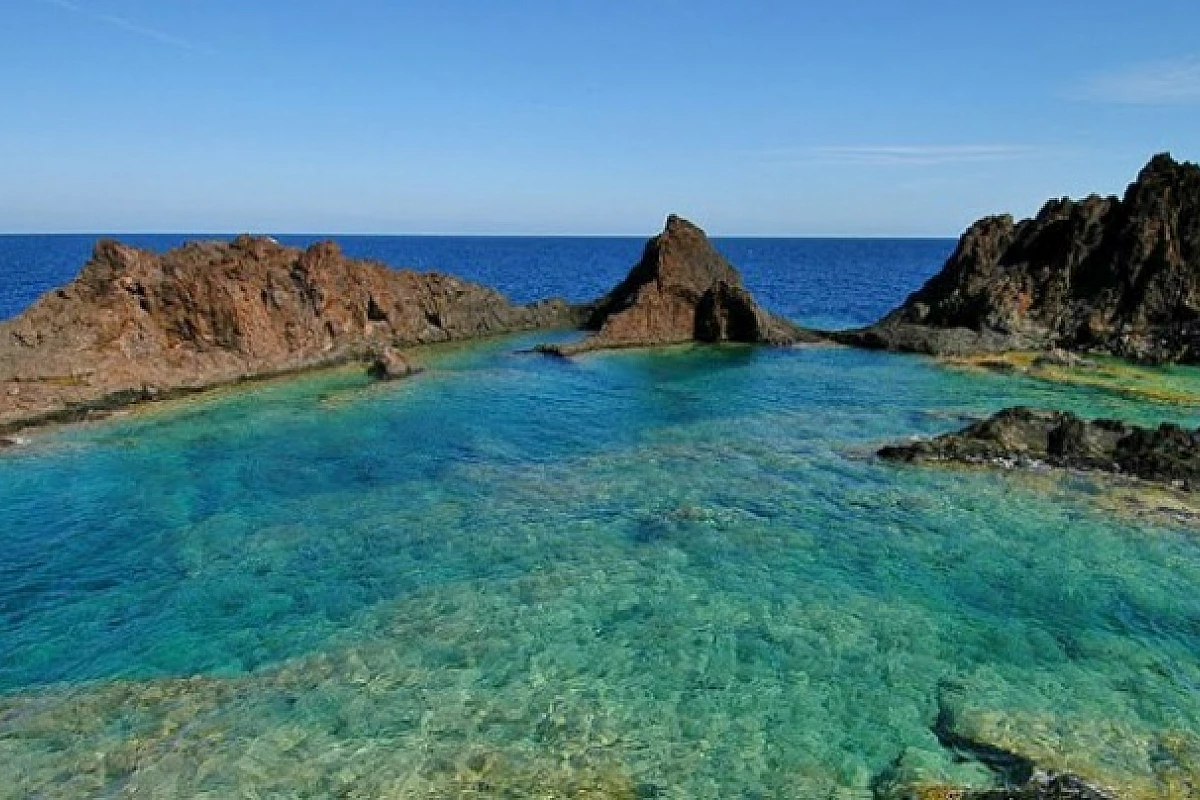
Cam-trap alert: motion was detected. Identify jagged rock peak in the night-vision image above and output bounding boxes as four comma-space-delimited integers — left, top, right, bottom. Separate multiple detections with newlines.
837, 152, 1200, 364
543, 214, 810, 355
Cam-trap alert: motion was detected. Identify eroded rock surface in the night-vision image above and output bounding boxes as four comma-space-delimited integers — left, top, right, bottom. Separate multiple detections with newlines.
540, 215, 812, 355
880, 407, 1200, 490
0, 236, 583, 431
837, 153, 1200, 364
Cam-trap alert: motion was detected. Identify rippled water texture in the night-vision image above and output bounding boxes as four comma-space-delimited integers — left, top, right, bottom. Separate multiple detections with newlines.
0, 238, 1198, 797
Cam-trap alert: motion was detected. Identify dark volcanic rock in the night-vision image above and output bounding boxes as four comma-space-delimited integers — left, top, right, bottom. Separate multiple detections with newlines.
883, 691, 1123, 800
837, 153, 1200, 363
540, 215, 813, 355
880, 406, 1200, 489
956, 773, 1119, 799
0, 236, 584, 430
882, 772, 1117, 800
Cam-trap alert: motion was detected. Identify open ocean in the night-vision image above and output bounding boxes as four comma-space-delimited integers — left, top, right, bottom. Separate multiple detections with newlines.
1, 236, 1198, 797
0, 235, 955, 329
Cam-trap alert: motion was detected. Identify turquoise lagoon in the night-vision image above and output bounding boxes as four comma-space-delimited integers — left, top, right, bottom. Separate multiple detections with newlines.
1, 333, 1199, 797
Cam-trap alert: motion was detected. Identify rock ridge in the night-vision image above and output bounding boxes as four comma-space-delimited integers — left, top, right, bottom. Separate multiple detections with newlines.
879, 406, 1200, 491
0, 235, 584, 431
836, 153, 1200, 364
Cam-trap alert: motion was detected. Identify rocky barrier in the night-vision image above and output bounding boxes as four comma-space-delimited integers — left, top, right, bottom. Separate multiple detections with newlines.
836, 153, 1200, 366
0, 235, 585, 432
880, 406, 1200, 492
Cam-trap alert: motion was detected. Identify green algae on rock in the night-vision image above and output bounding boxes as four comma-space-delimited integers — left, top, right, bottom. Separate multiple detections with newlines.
937, 352, 1200, 407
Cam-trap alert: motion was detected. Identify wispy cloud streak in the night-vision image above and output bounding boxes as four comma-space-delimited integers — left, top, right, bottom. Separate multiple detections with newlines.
38, 0, 216, 56
761, 145, 1040, 167
1074, 57, 1200, 105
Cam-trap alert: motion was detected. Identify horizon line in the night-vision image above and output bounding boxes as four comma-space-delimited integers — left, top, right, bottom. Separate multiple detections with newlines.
0, 230, 961, 240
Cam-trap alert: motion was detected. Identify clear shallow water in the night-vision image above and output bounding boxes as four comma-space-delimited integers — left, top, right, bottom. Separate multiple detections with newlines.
0, 238, 1198, 797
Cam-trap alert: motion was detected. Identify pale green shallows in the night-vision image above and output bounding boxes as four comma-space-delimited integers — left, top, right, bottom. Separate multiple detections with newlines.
0, 334, 1197, 797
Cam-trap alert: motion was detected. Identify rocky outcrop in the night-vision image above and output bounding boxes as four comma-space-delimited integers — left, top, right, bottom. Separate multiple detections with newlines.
837, 153, 1200, 364
880, 406, 1200, 490
0, 236, 583, 432
539, 215, 812, 355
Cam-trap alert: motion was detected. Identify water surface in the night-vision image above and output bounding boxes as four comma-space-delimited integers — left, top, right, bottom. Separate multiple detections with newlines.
0, 237, 1197, 797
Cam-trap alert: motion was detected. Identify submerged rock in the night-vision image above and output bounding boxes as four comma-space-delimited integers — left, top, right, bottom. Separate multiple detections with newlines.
879, 407, 1200, 490
367, 346, 422, 381
539, 215, 814, 355
837, 153, 1200, 364
0, 236, 584, 431
959, 773, 1119, 799
890, 689, 1126, 800
884, 773, 1118, 799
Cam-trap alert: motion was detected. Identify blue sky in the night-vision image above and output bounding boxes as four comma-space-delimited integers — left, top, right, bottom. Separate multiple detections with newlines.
1, 0, 1198, 235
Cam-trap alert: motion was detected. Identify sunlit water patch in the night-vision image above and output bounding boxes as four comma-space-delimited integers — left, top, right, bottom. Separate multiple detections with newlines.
1, 335, 1199, 797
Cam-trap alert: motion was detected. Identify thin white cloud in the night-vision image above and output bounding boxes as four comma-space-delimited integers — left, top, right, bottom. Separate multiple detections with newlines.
1074, 56, 1200, 105
762, 145, 1040, 167
38, 0, 216, 56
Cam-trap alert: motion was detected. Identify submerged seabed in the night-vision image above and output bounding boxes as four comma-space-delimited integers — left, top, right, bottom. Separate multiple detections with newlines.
0, 334, 1198, 798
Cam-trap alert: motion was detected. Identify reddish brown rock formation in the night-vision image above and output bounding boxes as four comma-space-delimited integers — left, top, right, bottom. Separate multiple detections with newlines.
540, 215, 811, 355
0, 236, 582, 432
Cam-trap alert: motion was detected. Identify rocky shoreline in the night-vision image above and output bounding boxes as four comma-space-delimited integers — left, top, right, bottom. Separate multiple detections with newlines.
1, 199, 1195, 797
879, 406, 1200, 492
0, 214, 821, 436
833, 153, 1200, 366
0, 235, 586, 435
8, 150, 1199, 438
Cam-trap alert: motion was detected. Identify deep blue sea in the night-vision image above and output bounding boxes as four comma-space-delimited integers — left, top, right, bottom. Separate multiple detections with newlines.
0, 234, 954, 329
1, 236, 1198, 798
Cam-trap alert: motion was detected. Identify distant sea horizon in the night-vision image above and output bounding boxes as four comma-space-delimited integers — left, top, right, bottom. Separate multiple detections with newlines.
0, 234, 956, 329
2, 232, 1198, 796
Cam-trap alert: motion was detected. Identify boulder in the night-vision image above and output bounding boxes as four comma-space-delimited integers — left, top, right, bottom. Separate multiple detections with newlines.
367, 347, 422, 381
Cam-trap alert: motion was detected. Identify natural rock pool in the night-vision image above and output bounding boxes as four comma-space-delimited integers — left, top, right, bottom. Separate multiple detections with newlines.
1, 332, 1197, 797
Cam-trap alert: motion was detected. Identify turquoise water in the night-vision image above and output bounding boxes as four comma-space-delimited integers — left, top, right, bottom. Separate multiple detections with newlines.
1, 333, 1198, 797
